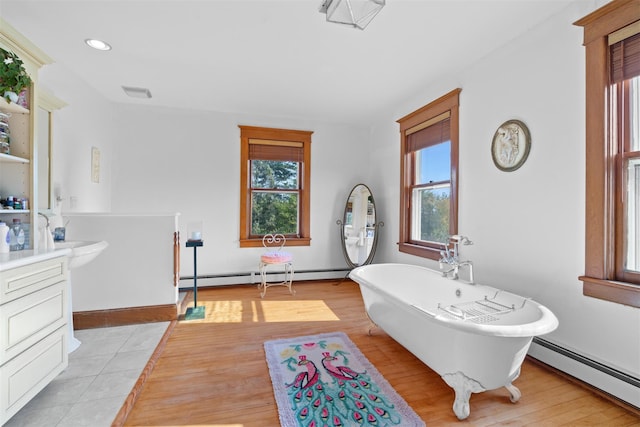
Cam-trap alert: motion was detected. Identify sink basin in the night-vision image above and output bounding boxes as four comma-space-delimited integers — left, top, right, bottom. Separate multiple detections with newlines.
53, 240, 109, 353
55, 240, 108, 269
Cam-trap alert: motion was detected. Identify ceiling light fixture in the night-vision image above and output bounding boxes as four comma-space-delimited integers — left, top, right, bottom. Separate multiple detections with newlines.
319, 0, 385, 30
122, 86, 152, 99
84, 38, 112, 51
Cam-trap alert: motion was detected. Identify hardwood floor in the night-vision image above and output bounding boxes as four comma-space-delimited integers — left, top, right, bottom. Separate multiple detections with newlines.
120, 280, 640, 426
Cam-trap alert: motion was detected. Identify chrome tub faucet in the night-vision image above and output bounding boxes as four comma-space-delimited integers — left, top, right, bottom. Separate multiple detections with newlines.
439, 235, 474, 283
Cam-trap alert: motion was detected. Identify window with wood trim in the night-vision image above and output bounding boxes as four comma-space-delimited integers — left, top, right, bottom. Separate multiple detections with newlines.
397, 89, 460, 260
239, 125, 312, 248
575, 0, 640, 307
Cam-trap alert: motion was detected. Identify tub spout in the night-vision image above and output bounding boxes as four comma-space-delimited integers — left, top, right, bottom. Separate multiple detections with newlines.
440, 265, 458, 278
458, 260, 474, 284
441, 262, 473, 283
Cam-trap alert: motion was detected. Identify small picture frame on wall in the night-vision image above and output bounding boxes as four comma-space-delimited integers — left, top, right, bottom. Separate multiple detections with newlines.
91, 146, 100, 183
491, 119, 531, 172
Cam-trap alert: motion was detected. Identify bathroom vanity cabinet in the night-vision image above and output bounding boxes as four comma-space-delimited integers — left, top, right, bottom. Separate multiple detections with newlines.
0, 252, 69, 425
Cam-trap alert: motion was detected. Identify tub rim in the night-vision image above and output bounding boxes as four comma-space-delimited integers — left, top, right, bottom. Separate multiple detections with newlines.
350, 262, 559, 338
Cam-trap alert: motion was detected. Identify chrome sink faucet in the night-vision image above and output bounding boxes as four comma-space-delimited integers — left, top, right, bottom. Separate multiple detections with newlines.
38, 212, 50, 228
439, 235, 474, 283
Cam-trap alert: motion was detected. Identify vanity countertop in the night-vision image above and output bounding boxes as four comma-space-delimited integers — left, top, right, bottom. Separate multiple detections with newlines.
0, 248, 71, 272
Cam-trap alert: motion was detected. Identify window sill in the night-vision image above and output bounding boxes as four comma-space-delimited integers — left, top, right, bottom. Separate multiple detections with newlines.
240, 237, 311, 248
580, 276, 640, 308
398, 242, 441, 261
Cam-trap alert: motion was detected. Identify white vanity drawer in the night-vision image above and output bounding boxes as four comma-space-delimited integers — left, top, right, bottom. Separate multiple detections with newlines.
0, 326, 67, 425
0, 281, 67, 364
0, 256, 68, 305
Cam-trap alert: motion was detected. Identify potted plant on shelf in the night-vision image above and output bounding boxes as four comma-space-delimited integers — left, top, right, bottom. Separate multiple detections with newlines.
0, 48, 32, 105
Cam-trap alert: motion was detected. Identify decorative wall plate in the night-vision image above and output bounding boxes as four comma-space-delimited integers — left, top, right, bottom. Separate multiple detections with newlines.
491, 119, 531, 172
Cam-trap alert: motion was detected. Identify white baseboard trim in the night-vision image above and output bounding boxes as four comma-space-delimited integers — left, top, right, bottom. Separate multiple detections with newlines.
529, 338, 640, 410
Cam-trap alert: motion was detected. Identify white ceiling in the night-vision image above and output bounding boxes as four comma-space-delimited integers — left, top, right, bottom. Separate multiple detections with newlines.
1, 0, 574, 125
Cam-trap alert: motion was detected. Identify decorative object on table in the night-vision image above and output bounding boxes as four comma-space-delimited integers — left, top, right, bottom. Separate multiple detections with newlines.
185, 237, 205, 320
264, 331, 425, 427
187, 220, 203, 242
0, 48, 32, 104
491, 119, 531, 172
259, 233, 294, 298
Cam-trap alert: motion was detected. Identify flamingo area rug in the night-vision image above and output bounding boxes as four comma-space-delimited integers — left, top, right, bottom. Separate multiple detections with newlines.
264, 332, 425, 427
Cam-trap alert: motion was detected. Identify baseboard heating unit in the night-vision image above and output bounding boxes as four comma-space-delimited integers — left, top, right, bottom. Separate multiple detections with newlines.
178, 268, 351, 290
529, 337, 640, 411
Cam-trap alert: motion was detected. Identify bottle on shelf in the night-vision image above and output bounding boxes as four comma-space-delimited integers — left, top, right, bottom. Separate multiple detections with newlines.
0, 221, 9, 253
10, 218, 24, 251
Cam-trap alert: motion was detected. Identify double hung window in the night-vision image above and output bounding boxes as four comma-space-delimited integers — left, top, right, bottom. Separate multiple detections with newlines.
398, 89, 460, 260
575, 0, 640, 307
239, 126, 312, 247
611, 33, 640, 284
408, 116, 452, 244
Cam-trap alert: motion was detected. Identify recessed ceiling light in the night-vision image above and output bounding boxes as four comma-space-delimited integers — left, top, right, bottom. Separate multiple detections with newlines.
85, 38, 111, 51
122, 86, 152, 99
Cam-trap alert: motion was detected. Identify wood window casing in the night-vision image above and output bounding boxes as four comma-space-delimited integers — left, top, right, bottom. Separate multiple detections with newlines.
239, 125, 312, 248
574, 0, 640, 307
397, 89, 461, 260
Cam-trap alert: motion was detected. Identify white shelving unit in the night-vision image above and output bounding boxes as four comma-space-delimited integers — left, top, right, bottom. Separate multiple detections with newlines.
0, 97, 29, 115
0, 153, 30, 164
0, 210, 29, 215
0, 17, 53, 247
0, 103, 32, 218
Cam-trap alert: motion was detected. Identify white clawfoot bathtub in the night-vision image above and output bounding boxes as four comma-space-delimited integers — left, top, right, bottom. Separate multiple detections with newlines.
349, 263, 559, 420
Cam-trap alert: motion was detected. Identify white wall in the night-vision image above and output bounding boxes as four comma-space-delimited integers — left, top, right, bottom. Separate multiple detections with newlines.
370, 0, 640, 401
109, 104, 370, 278
64, 213, 178, 311
39, 64, 114, 214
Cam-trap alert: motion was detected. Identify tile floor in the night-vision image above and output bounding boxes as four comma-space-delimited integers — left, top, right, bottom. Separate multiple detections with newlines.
4, 321, 170, 427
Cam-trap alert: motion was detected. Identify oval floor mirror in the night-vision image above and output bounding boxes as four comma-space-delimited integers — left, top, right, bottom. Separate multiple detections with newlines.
336, 184, 384, 269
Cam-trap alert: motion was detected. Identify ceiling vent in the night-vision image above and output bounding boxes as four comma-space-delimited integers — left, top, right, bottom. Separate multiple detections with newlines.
122, 86, 152, 99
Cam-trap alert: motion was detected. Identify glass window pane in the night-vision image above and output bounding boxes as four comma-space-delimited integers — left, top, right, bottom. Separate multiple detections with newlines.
631, 77, 639, 152
251, 191, 299, 235
626, 77, 640, 273
251, 160, 299, 189
415, 141, 450, 185
626, 157, 640, 273
411, 184, 450, 244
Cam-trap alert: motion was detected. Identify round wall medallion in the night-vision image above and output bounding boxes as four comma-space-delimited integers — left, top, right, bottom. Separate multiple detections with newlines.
491, 119, 531, 172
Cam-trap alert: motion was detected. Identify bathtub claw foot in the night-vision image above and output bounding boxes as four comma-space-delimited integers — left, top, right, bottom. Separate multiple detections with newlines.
505, 383, 521, 403
364, 311, 378, 335
442, 372, 485, 420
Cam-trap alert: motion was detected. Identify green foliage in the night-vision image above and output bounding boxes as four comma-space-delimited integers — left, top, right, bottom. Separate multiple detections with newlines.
251, 160, 299, 235
252, 160, 298, 189
252, 192, 298, 235
419, 190, 450, 243
0, 48, 32, 102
